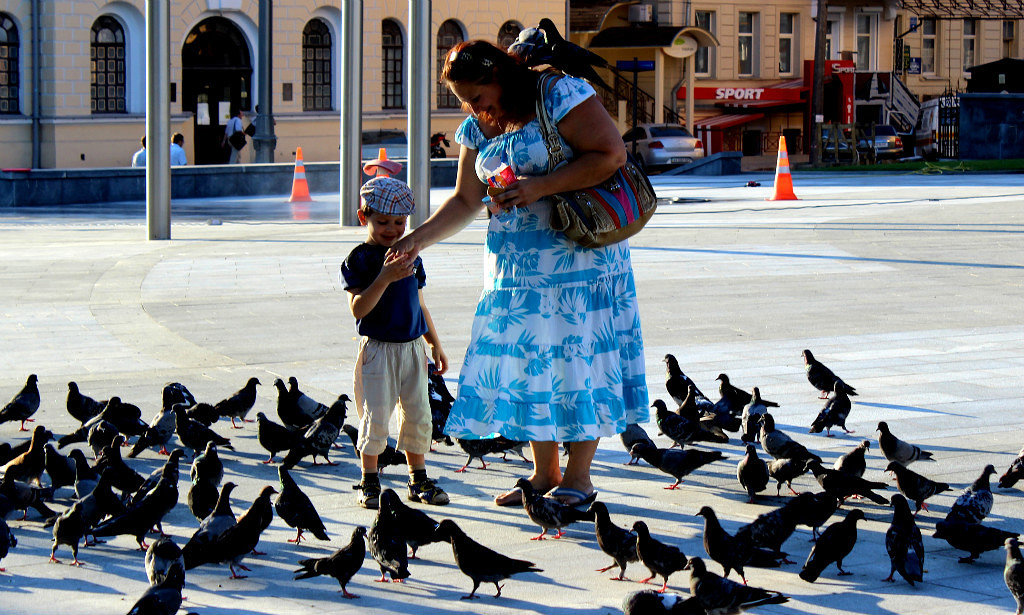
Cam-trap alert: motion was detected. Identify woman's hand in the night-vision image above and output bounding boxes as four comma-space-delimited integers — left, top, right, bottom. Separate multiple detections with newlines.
491, 175, 549, 210
387, 234, 422, 262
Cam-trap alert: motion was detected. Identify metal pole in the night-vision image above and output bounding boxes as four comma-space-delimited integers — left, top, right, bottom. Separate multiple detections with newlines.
686, 54, 695, 136
810, 0, 828, 167
254, 0, 276, 162
408, 0, 430, 226
339, 1, 363, 226
631, 58, 638, 158
30, 0, 41, 169
146, 0, 170, 240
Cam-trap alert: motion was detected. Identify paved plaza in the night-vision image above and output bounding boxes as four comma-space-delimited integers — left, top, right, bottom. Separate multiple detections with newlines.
0, 170, 1023, 614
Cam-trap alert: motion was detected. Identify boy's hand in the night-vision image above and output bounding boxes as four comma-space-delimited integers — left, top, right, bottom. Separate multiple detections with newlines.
377, 251, 417, 284
429, 345, 449, 375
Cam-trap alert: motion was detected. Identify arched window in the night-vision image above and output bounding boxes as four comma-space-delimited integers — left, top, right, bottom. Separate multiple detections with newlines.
302, 19, 332, 111
382, 19, 403, 109
90, 15, 126, 113
497, 21, 522, 51
0, 13, 19, 114
436, 20, 463, 109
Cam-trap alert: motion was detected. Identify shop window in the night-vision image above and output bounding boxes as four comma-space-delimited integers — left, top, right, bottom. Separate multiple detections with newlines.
91, 15, 126, 113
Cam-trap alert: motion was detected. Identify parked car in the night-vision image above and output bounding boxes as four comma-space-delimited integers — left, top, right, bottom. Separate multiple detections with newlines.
361, 129, 408, 160
857, 124, 904, 160
820, 126, 856, 164
622, 123, 704, 171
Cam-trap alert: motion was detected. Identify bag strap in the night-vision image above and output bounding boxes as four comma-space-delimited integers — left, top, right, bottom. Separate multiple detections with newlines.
535, 72, 567, 173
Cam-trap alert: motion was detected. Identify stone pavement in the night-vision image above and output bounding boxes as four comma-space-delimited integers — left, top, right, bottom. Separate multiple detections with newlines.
0, 171, 1023, 614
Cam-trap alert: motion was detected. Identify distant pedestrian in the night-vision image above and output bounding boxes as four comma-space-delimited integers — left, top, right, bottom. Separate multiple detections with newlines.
131, 136, 146, 167
170, 133, 188, 166
222, 106, 245, 164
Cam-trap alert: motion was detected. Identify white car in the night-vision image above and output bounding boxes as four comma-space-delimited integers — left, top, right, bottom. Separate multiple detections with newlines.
622, 123, 705, 171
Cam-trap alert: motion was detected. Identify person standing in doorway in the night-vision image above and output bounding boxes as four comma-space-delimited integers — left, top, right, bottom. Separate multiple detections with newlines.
222, 106, 245, 164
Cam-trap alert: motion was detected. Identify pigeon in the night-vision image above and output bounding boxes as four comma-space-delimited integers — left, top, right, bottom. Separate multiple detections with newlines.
737, 444, 770, 503
256, 411, 302, 464
182, 482, 237, 569
380, 487, 442, 558
72, 468, 125, 546
66, 381, 106, 424
49, 499, 89, 566
834, 440, 870, 478
128, 394, 179, 457
0, 517, 16, 571
884, 494, 924, 585
162, 382, 196, 408
188, 479, 219, 522
877, 421, 933, 466
946, 464, 996, 524
126, 564, 184, 615
678, 387, 730, 444
695, 506, 788, 584
129, 446, 184, 511
803, 349, 856, 398
146, 536, 185, 586
85, 419, 120, 458
91, 452, 181, 550
294, 526, 367, 598
91, 396, 148, 440
0, 475, 56, 519
274, 377, 308, 431
287, 376, 330, 425
629, 441, 726, 490
734, 503, 799, 555
368, 489, 411, 582
455, 436, 528, 472
622, 590, 704, 615
716, 373, 752, 416
758, 414, 821, 464
435, 518, 542, 599
740, 387, 776, 444
807, 460, 888, 505
767, 457, 810, 496
885, 461, 951, 514
653, 399, 699, 448
214, 377, 260, 428
94, 435, 145, 496
43, 443, 77, 491
589, 501, 638, 580
191, 442, 223, 488
185, 402, 219, 427
663, 354, 712, 409
516, 478, 594, 540
934, 518, 1019, 564
684, 556, 789, 613
620, 423, 656, 465
0, 374, 40, 431
204, 485, 277, 578
1000, 447, 1024, 489
275, 467, 329, 544
280, 394, 350, 467
341, 424, 405, 471
427, 364, 455, 447
2, 424, 51, 486
799, 509, 864, 582
809, 382, 854, 437
633, 520, 688, 592
531, 18, 610, 90
173, 404, 233, 458
787, 491, 841, 541
1005, 537, 1024, 615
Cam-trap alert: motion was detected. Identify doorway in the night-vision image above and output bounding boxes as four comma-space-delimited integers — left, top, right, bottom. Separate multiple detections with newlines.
182, 17, 252, 164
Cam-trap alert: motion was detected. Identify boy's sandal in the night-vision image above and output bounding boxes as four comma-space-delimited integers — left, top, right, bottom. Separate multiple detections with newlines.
494, 483, 525, 507
546, 486, 598, 509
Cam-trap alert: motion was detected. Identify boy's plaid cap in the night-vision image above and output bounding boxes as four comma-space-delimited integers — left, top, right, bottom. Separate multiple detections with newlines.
359, 176, 415, 216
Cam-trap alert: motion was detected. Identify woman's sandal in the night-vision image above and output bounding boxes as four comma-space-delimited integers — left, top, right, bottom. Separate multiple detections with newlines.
546, 486, 598, 508
494, 484, 524, 507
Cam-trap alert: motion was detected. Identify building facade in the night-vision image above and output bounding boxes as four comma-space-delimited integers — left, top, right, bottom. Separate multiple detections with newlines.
0, 0, 559, 168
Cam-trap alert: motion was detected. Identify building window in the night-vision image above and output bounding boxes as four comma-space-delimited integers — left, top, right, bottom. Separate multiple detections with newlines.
0, 12, 19, 114
91, 16, 126, 113
382, 19, 403, 109
302, 19, 332, 111
856, 14, 875, 71
963, 19, 976, 72
921, 17, 937, 74
497, 21, 521, 51
779, 13, 796, 75
437, 20, 463, 109
695, 10, 715, 77
825, 17, 839, 59
738, 12, 757, 77
1004, 20, 1016, 58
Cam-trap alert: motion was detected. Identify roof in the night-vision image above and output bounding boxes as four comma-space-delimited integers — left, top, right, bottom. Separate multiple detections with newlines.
590, 25, 719, 49
569, 1, 635, 33
694, 113, 765, 130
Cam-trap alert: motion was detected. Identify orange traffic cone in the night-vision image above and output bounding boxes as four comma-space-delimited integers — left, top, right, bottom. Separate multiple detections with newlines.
362, 147, 402, 177
766, 136, 798, 201
289, 147, 312, 203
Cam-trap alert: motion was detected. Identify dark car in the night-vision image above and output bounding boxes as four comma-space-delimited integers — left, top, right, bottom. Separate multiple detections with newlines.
820, 127, 856, 164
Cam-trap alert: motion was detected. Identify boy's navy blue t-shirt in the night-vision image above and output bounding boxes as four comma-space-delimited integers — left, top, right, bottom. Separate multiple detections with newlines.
340, 242, 427, 343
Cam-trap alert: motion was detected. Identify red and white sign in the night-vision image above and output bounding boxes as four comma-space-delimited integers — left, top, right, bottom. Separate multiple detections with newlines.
677, 86, 805, 101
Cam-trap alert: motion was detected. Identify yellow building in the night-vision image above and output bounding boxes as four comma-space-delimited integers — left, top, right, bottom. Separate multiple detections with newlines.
0, 0, 562, 168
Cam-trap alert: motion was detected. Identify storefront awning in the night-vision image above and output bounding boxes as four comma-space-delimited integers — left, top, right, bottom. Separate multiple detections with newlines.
694, 113, 765, 130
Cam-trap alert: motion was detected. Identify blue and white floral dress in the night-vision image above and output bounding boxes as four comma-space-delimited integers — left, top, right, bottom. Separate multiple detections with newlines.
444, 74, 650, 443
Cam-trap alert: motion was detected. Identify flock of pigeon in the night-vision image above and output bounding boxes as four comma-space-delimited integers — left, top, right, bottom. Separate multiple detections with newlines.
0, 347, 1022, 615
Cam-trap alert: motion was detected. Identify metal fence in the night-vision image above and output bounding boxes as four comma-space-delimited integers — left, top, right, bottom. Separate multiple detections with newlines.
937, 94, 960, 159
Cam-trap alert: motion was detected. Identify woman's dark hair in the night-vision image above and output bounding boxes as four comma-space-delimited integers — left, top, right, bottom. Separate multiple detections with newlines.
441, 40, 538, 126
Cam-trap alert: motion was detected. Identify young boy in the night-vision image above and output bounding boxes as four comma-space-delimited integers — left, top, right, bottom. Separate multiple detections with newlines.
341, 176, 449, 509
